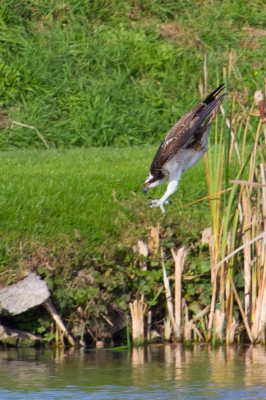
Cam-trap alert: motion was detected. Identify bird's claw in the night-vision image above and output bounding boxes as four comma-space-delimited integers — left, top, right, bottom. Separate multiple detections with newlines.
146, 197, 155, 207
146, 198, 172, 214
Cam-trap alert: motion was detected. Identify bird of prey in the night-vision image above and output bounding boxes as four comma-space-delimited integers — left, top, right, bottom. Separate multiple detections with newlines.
142, 84, 227, 213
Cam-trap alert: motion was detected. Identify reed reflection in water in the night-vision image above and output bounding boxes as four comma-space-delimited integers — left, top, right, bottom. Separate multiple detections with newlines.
131, 344, 266, 393
0, 344, 266, 399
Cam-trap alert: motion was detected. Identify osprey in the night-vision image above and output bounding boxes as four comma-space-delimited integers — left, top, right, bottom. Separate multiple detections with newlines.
142, 84, 227, 213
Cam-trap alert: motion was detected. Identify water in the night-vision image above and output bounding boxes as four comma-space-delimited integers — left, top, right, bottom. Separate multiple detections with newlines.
1, 344, 266, 399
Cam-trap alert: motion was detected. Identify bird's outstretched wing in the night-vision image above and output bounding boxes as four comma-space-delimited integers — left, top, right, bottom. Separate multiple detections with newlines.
150, 85, 226, 176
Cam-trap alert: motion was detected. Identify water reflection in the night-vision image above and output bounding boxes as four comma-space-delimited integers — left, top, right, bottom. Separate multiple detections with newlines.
0, 344, 266, 398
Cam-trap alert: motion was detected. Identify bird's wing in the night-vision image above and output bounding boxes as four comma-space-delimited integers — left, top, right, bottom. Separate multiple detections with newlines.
200, 92, 227, 132
150, 93, 226, 175
150, 103, 204, 175
203, 84, 225, 105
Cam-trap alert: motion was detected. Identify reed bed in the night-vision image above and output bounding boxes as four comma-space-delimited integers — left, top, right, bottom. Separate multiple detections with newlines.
176, 82, 264, 344
131, 79, 266, 346
203, 81, 266, 344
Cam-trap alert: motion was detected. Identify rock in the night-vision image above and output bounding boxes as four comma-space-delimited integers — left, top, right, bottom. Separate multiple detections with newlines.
0, 325, 42, 347
0, 273, 50, 316
0, 273, 75, 347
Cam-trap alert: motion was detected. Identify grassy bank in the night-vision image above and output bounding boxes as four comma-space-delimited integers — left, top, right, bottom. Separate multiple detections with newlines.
0, 146, 211, 343
0, 1, 265, 148
0, 146, 209, 252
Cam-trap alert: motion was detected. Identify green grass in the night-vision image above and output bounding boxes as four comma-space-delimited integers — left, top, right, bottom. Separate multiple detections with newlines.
0, 1, 265, 149
0, 147, 210, 253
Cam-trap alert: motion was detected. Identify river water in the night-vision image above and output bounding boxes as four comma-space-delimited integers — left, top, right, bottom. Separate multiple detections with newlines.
1, 344, 266, 399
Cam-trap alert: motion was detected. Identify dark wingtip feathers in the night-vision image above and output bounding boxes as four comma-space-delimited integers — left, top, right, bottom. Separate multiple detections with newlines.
203, 84, 226, 105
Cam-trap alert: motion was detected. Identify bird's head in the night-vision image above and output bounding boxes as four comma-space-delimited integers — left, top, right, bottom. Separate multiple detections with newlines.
142, 172, 166, 194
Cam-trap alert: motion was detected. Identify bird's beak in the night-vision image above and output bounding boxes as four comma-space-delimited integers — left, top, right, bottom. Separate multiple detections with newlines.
142, 186, 149, 195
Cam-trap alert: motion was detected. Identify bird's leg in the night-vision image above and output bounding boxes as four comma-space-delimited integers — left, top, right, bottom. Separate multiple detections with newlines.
148, 178, 180, 213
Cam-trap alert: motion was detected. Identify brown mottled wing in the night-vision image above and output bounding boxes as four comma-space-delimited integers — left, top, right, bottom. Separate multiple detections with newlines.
201, 92, 226, 131
150, 103, 203, 175
150, 94, 226, 176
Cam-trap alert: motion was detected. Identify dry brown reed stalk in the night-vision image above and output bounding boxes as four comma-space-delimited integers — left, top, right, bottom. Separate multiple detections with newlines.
164, 312, 172, 341
228, 275, 254, 343
230, 180, 266, 187
226, 317, 238, 344
171, 187, 232, 213
130, 239, 150, 346
161, 246, 189, 342
148, 226, 160, 255
202, 227, 218, 339
171, 247, 189, 335
252, 163, 266, 341
241, 188, 252, 322
214, 309, 226, 342
191, 306, 210, 342
161, 247, 181, 340
129, 299, 147, 346
183, 299, 193, 342
43, 298, 75, 346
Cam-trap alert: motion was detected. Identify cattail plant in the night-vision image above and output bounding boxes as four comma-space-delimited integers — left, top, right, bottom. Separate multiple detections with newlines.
204, 74, 266, 343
